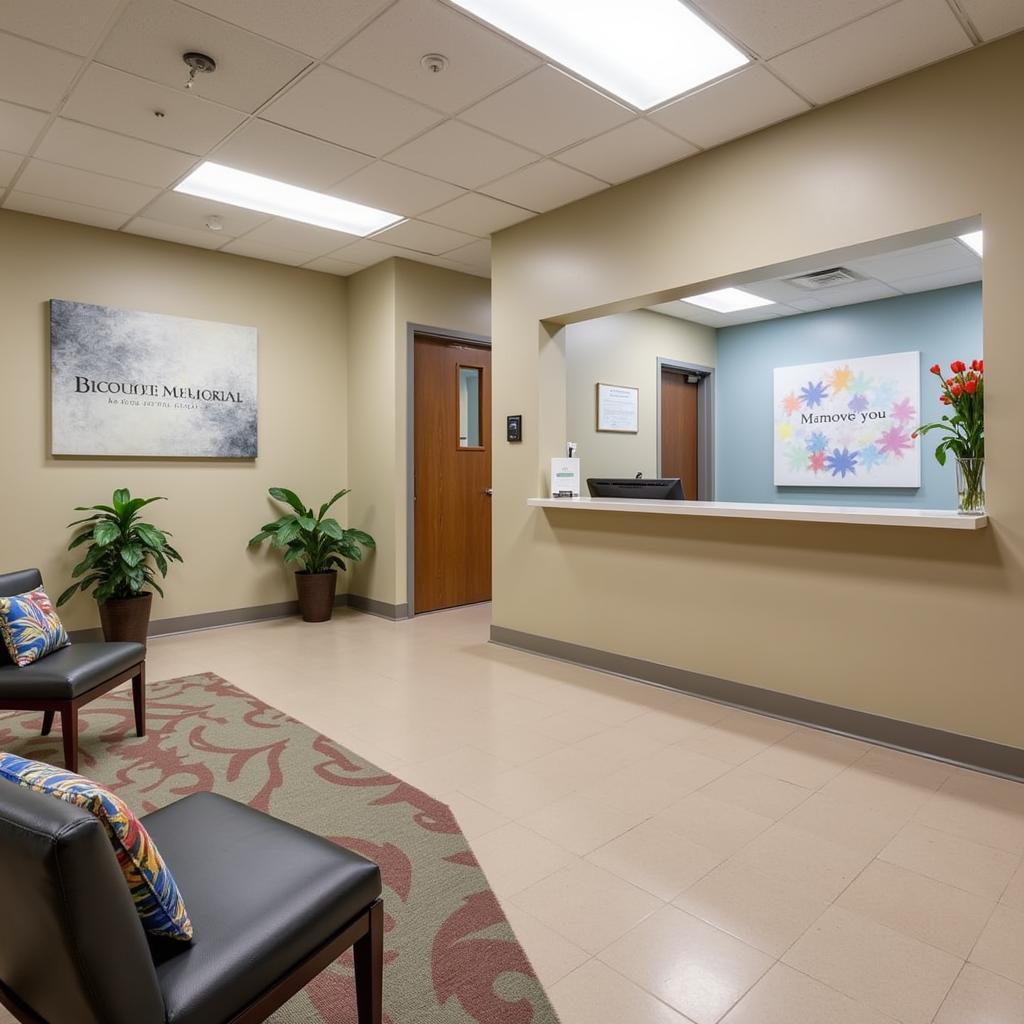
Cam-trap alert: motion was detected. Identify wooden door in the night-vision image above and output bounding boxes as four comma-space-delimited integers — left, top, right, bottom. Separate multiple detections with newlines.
414, 334, 492, 613
660, 368, 700, 500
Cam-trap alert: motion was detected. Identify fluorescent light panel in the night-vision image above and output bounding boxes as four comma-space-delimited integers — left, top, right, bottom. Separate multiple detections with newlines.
682, 287, 775, 313
448, 0, 748, 110
959, 230, 983, 256
174, 162, 403, 236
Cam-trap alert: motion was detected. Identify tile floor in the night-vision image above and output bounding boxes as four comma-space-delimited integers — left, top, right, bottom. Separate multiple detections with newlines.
6, 603, 1023, 1024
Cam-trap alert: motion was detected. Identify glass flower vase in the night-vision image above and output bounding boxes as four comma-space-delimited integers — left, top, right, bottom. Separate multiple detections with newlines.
955, 457, 985, 514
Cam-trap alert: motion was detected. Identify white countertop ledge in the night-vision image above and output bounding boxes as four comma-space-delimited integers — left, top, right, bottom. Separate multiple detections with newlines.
527, 497, 988, 530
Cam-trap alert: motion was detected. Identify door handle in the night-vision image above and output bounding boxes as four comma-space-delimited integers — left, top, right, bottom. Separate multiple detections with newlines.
484, 488, 494, 496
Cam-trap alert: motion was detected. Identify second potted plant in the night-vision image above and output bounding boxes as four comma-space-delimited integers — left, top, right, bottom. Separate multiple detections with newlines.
248, 487, 375, 622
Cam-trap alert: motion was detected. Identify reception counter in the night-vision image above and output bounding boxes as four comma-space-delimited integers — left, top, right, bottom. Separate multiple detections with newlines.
528, 497, 988, 530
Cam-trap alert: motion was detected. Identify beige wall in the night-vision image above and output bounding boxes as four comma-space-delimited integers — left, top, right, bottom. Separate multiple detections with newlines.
566, 310, 715, 481
0, 210, 349, 631
491, 35, 1024, 749
347, 258, 490, 607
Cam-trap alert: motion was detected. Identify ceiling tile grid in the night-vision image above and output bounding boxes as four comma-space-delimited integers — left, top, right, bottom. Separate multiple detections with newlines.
0, 0, 1015, 278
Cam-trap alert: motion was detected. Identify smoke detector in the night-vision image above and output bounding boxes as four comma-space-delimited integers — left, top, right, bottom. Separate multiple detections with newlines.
183, 51, 217, 90
205, 215, 224, 232
420, 53, 449, 74
786, 267, 863, 290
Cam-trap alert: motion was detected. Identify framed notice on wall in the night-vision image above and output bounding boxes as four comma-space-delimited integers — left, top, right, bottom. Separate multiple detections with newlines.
773, 350, 921, 487
596, 383, 639, 433
50, 299, 258, 458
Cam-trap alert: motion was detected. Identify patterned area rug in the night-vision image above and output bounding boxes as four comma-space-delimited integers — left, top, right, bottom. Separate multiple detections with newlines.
0, 673, 559, 1024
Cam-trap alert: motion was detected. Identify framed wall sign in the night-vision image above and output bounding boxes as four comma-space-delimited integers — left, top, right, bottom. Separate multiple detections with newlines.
596, 382, 639, 433
50, 299, 258, 458
773, 350, 921, 487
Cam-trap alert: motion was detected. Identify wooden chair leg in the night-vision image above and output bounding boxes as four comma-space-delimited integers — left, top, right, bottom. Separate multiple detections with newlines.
41, 710, 55, 736
354, 900, 383, 1024
132, 664, 146, 737
59, 706, 78, 773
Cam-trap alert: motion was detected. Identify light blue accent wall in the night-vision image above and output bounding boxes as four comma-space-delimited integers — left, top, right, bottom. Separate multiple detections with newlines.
715, 283, 982, 507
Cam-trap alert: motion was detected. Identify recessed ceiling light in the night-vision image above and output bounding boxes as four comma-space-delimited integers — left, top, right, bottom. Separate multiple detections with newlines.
958, 230, 983, 256
681, 287, 775, 313
447, 0, 748, 110
174, 162, 403, 236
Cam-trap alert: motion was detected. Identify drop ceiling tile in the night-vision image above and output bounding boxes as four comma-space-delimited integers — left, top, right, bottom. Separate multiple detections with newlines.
330, 161, 464, 216
232, 217, 360, 256
386, 121, 535, 189
331, 237, 419, 266
219, 236, 311, 266
3, 191, 126, 229
63, 64, 245, 154
0, 100, 48, 154
261, 66, 442, 156
212, 120, 371, 190
331, 0, 540, 114
481, 160, 606, 213
0, 149, 23, 185
142, 190, 270, 236
848, 240, 981, 282
742, 277, 824, 303
422, 192, 533, 235
370, 218, 477, 254
689, 0, 894, 59
303, 255, 365, 276
35, 119, 196, 187
0, 31, 82, 111
802, 279, 903, 308
893, 266, 982, 294
651, 66, 808, 149
556, 120, 699, 184
444, 237, 490, 270
768, 0, 971, 105
97, 0, 311, 114
396, 249, 489, 277
17, 158, 160, 214
122, 216, 227, 249
460, 65, 633, 155
0, 0, 120, 57
957, 0, 1024, 40
177, 0, 393, 59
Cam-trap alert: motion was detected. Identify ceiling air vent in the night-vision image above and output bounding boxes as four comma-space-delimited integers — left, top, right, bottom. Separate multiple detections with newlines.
786, 267, 862, 290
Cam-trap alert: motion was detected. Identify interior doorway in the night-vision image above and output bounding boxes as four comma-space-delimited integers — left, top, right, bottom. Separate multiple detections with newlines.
411, 331, 492, 614
658, 360, 714, 500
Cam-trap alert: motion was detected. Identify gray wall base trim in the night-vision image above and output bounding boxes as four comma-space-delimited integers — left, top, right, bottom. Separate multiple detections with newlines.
490, 625, 1024, 782
67, 594, 409, 643
346, 594, 410, 620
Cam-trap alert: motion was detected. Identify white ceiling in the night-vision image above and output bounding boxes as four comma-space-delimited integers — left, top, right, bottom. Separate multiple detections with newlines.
0, 0, 1019, 279
648, 235, 983, 327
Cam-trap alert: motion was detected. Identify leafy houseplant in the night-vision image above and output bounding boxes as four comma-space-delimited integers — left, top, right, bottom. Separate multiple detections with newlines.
247, 487, 375, 622
57, 488, 183, 643
914, 359, 985, 513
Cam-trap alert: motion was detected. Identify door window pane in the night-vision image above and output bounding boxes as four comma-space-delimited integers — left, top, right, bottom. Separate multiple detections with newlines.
458, 366, 482, 448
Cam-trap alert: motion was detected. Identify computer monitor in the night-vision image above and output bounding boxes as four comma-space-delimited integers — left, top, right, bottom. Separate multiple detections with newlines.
587, 478, 684, 500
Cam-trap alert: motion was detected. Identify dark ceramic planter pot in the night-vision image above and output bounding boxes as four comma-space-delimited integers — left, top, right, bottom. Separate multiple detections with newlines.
98, 593, 153, 645
295, 570, 337, 623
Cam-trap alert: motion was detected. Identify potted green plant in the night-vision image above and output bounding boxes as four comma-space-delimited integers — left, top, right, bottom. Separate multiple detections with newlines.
915, 359, 985, 513
56, 488, 183, 643
247, 487, 375, 622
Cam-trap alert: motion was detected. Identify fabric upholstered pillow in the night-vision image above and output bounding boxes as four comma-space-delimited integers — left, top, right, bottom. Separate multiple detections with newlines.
0, 753, 193, 942
0, 587, 70, 667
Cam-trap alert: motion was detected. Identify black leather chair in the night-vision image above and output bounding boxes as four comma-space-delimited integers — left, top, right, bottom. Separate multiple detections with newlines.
0, 785, 383, 1024
0, 569, 146, 772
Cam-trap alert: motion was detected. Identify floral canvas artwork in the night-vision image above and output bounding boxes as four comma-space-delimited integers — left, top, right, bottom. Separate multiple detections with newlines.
773, 351, 921, 487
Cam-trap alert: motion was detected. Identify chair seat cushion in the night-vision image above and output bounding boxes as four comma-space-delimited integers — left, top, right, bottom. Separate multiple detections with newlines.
0, 641, 143, 699
0, 753, 194, 942
143, 792, 382, 1024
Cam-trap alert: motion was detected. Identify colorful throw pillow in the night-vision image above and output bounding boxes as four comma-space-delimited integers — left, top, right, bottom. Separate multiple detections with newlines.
0, 753, 193, 942
0, 587, 70, 667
